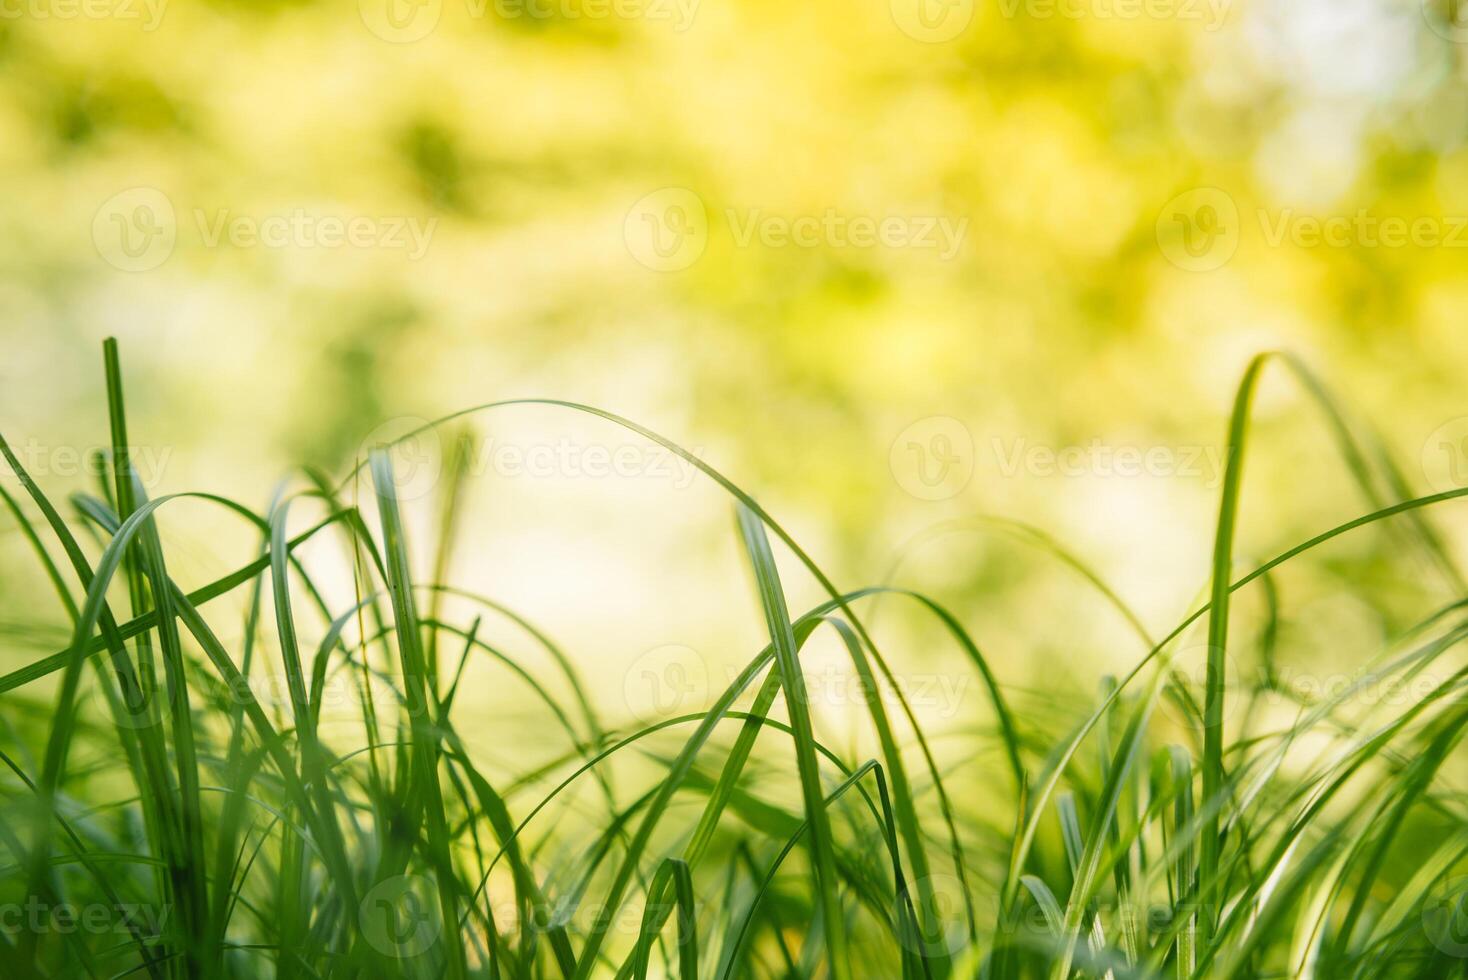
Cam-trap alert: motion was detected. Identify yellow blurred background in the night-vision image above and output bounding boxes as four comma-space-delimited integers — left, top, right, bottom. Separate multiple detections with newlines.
3, 0, 1468, 760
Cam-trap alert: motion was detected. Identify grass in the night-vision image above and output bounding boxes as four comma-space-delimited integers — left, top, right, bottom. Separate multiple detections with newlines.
1, 340, 1467, 978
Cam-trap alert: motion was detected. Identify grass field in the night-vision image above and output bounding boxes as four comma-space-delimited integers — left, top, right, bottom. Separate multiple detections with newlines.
1, 338, 1467, 979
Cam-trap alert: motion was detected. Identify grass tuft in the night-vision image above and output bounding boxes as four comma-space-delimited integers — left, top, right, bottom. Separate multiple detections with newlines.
0, 341, 1465, 978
